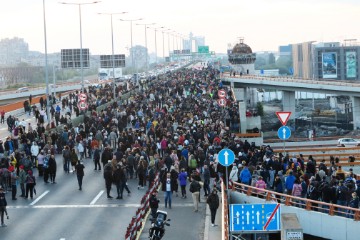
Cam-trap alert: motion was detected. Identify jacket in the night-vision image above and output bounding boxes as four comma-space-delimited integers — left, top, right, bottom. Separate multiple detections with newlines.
285, 174, 296, 191
0, 192, 7, 207
207, 192, 219, 209
292, 183, 302, 197
161, 177, 176, 192
240, 168, 251, 184
178, 171, 188, 186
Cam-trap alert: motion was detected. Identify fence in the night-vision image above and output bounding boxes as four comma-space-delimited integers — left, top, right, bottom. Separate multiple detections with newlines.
221, 180, 229, 240
231, 181, 360, 221
125, 173, 160, 240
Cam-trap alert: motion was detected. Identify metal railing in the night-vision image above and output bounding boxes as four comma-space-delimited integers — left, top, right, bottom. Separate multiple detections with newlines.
231, 181, 360, 220
221, 180, 229, 240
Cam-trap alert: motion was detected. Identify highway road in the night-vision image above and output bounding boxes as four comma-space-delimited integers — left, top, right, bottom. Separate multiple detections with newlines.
2, 156, 145, 240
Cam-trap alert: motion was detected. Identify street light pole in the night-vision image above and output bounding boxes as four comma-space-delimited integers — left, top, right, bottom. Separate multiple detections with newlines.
42, 0, 50, 123
98, 12, 127, 100
120, 18, 143, 80
59, 1, 101, 93
136, 23, 155, 73
149, 26, 164, 65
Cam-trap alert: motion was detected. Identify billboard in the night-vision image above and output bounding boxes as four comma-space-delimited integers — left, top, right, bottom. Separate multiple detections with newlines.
100, 54, 125, 68
346, 51, 357, 78
322, 52, 337, 79
61, 48, 90, 69
198, 46, 209, 54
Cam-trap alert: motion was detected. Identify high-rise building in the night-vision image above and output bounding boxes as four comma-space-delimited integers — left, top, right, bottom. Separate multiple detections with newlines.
291, 41, 315, 79
182, 32, 206, 53
0, 37, 29, 66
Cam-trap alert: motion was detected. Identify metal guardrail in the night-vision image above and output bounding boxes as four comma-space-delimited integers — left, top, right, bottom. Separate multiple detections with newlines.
221, 180, 229, 240
231, 181, 360, 220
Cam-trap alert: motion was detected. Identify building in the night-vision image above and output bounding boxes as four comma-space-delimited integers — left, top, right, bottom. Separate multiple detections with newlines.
182, 32, 206, 53
314, 42, 360, 80
0, 37, 29, 66
279, 45, 292, 56
291, 41, 315, 79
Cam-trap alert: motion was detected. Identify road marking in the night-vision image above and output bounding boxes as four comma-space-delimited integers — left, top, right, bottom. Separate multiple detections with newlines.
7, 203, 196, 209
29, 190, 50, 206
90, 190, 104, 205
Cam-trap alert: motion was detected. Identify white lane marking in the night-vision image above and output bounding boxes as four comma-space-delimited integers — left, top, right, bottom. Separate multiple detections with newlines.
6, 203, 195, 209
60, 238, 66, 240
90, 190, 104, 205
29, 190, 50, 206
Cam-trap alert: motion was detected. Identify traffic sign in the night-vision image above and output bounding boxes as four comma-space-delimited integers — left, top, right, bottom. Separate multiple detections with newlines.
278, 126, 291, 140
78, 101, 88, 111
217, 98, 226, 107
79, 93, 87, 101
218, 89, 226, 99
229, 203, 281, 232
276, 111, 291, 125
217, 149, 235, 166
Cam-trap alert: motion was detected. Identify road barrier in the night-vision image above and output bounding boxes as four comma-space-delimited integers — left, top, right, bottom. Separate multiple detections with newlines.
125, 173, 160, 240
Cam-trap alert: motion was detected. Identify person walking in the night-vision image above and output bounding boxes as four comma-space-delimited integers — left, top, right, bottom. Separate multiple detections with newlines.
25, 170, 36, 200
48, 154, 57, 184
0, 186, 8, 227
113, 163, 125, 199
75, 160, 85, 190
0, 110, 5, 124
62, 145, 71, 173
93, 145, 101, 171
178, 168, 188, 198
189, 175, 202, 212
104, 160, 113, 199
207, 188, 220, 227
18, 165, 26, 198
43, 152, 50, 183
9, 166, 18, 200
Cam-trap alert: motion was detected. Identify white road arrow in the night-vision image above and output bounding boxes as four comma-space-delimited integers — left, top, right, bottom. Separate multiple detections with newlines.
246, 211, 250, 224
224, 151, 229, 165
236, 211, 240, 225
282, 128, 286, 139
256, 211, 260, 224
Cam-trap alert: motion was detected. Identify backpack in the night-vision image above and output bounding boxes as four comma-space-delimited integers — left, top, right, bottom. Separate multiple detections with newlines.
190, 181, 201, 193
345, 178, 355, 191
189, 158, 197, 169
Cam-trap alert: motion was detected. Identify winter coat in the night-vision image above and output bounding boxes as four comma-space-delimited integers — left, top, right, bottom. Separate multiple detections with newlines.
178, 171, 188, 186
207, 192, 220, 209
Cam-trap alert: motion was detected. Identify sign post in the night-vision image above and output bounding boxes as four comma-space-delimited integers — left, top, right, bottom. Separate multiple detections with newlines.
276, 111, 292, 155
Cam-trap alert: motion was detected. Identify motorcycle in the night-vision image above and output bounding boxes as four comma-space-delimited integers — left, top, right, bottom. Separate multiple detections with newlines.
149, 210, 171, 240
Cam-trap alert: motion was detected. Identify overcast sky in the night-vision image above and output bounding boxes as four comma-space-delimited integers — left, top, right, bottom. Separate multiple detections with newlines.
1, 0, 359, 55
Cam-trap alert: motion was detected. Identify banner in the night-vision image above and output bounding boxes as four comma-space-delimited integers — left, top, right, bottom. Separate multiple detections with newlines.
346, 51, 357, 78
322, 52, 337, 79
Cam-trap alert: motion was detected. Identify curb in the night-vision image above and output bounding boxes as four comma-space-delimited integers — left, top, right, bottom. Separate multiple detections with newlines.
204, 203, 211, 240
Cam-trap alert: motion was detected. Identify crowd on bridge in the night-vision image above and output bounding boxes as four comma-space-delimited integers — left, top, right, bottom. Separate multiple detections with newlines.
0, 62, 359, 228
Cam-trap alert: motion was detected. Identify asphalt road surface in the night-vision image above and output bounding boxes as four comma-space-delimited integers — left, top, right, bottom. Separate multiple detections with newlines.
2, 159, 145, 240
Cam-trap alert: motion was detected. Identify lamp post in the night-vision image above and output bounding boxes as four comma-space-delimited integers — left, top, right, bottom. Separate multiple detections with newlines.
119, 18, 143, 76
98, 12, 127, 100
42, 0, 50, 123
59, 1, 100, 93
52, 65, 57, 98
166, 29, 171, 59
148, 26, 163, 65
136, 23, 155, 73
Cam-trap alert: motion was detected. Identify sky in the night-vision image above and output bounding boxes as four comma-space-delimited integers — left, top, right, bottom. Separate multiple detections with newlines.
1, 0, 360, 56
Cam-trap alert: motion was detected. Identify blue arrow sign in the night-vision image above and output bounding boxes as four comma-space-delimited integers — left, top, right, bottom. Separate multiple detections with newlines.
217, 149, 235, 167
229, 204, 281, 232
277, 126, 291, 140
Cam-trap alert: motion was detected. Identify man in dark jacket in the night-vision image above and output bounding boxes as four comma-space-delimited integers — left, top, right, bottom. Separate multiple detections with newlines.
207, 188, 220, 227
93, 145, 101, 171
75, 161, 85, 190
113, 163, 126, 199
104, 160, 113, 198
149, 191, 160, 219
0, 186, 8, 227
203, 165, 211, 197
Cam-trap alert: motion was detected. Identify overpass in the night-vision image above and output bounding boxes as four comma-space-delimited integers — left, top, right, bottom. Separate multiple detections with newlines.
221, 74, 360, 130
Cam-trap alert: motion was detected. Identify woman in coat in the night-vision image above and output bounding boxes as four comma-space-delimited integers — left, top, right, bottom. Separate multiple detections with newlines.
70, 148, 79, 173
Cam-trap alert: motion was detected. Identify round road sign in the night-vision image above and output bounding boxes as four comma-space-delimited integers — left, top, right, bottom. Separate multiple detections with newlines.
218, 89, 226, 99
217, 98, 226, 107
78, 101, 88, 110
79, 93, 87, 101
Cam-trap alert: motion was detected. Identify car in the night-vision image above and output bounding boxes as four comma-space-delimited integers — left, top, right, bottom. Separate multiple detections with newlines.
16, 87, 29, 93
337, 138, 360, 147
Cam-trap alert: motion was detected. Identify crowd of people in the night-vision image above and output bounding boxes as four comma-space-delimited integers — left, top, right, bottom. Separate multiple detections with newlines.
0, 61, 359, 229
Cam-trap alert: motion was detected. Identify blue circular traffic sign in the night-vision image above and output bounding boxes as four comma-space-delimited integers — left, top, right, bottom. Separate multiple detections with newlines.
278, 126, 291, 140
218, 149, 235, 167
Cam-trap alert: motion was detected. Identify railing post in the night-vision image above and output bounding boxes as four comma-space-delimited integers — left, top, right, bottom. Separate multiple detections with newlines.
266, 192, 271, 201
354, 209, 360, 221
285, 196, 291, 206
329, 205, 335, 216
305, 201, 312, 211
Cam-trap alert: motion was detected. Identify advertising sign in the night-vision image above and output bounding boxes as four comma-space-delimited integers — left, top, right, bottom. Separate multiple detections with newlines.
322, 52, 337, 79
346, 51, 357, 78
